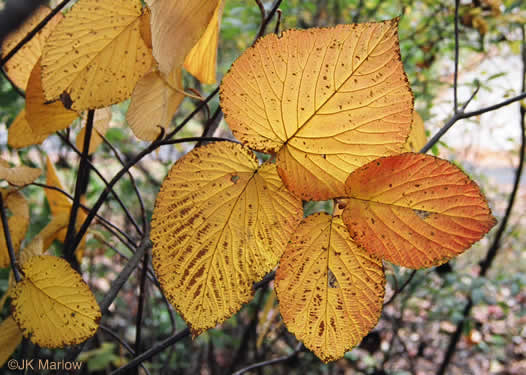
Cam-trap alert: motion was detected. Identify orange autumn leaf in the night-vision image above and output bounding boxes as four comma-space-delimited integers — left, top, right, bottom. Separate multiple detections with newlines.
276, 213, 385, 362
1, 6, 63, 90
0, 189, 29, 268
184, 0, 225, 84
45, 157, 71, 216
7, 109, 48, 149
151, 142, 302, 336
26, 60, 79, 137
342, 153, 496, 269
44, 158, 88, 258
221, 19, 413, 200
41, 0, 152, 111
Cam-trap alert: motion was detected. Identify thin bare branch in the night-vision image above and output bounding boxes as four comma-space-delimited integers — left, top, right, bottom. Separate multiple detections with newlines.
0, 192, 21, 282
232, 342, 303, 375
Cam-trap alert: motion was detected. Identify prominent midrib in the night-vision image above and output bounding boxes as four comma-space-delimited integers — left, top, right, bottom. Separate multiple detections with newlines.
283, 25, 395, 146
194, 169, 260, 324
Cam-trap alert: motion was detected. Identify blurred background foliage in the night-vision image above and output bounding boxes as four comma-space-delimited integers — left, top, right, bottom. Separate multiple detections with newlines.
0, 0, 525, 374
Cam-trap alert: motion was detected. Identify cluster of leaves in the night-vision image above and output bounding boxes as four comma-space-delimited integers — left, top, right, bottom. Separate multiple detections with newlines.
150, 17, 496, 362
0, 0, 499, 367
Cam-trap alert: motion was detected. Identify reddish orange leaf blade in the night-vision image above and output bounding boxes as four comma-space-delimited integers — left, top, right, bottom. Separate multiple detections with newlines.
276, 213, 385, 362
342, 153, 496, 269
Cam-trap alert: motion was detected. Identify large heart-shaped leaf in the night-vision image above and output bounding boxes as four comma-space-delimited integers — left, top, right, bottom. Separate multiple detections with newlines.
221, 19, 413, 200
151, 142, 302, 336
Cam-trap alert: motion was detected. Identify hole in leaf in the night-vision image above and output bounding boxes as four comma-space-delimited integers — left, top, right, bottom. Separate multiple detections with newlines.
231, 175, 240, 184
413, 208, 431, 219
327, 268, 339, 288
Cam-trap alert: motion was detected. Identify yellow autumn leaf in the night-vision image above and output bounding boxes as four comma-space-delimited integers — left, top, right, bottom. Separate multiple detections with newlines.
275, 213, 385, 362
0, 316, 23, 367
256, 290, 282, 348
44, 158, 88, 256
31, 213, 70, 254
146, 0, 219, 74
11, 255, 101, 348
45, 157, 71, 216
220, 19, 413, 200
342, 153, 497, 269
41, 0, 153, 111
403, 111, 427, 152
127, 68, 184, 141
0, 189, 29, 268
7, 109, 48, 149
76, 107, 112, 155
151, 142, 302, 336
26, 60, 79, 137
0, 160, 41, 186
184, 0, 225, 84
1, 213, 70, 311
1, 6, 63, 90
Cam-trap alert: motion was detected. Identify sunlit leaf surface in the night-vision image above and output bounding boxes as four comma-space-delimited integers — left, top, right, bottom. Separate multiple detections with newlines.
146, 0, 219, 74
7, 109, 48, 149
1, 6, 62, 90
0, 189, 29, 268
342, 153, 497, 269
276, 213, 385, 362
403, 111, 426, 152
151, 142, 302, 335
184, 0, 225, 84
221, 20, 413, 200
11, 256, 101, 348
41, 0, 152, 110
26, 60, 79, 136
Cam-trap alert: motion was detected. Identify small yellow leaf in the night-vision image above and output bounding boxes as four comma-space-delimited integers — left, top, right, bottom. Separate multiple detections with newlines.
147, 0, 219, 74
151, 142, 302, 336
31, 213, 70, 253
403, 111, 427, 152
1, 6, 63, 90
76, 107, 112, 155
127, 69, 184, 141
44, 158, 88, 252
45, 157, 71, 216
276, 213, 385, 362
221, 20, 413, 200
0, 160, 42, 186
11, 255, 101, 348
184, 0, 225, 84
0, 316, 23, 367
256, 290, 282, 348
41, 0, 153, 110
26, 60, 79, 136
0, 189, 29, 268
7, 109, 48, 149
342, 153, 497, 269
